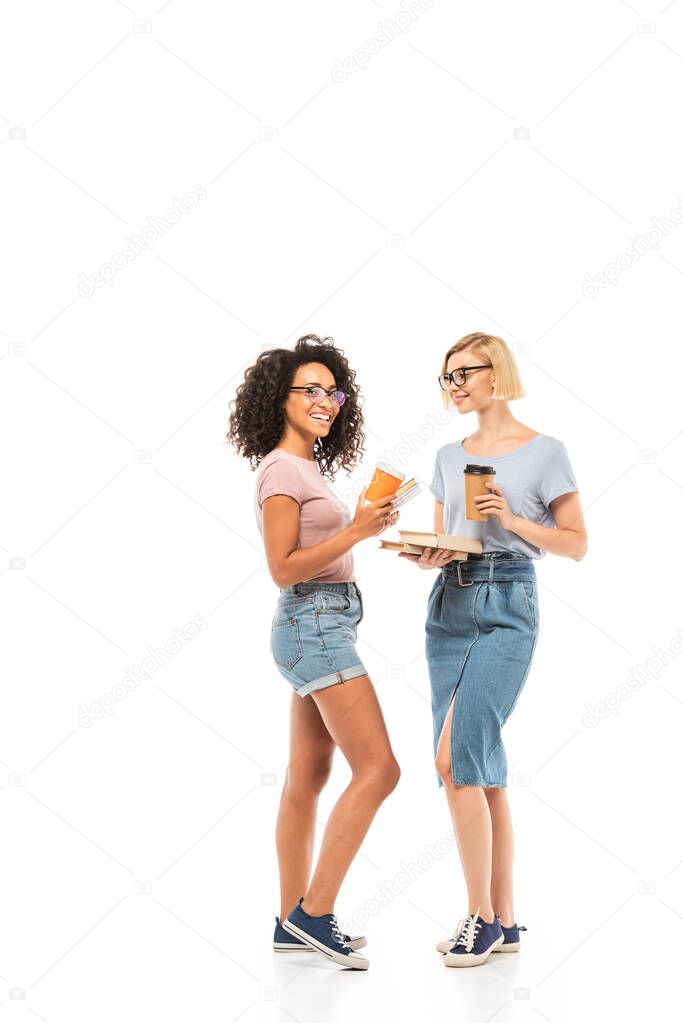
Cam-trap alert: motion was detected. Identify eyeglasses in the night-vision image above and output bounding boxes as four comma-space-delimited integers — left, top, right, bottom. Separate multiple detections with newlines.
288, 385, 347, 407
438, 365, 492, 390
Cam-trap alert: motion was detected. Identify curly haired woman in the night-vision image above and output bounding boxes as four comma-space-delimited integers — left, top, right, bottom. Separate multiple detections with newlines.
227, 334, 401, 971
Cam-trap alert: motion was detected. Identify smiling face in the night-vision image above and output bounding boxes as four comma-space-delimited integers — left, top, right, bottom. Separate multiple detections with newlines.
282, 361, 340, 443
445, 349, 495, 414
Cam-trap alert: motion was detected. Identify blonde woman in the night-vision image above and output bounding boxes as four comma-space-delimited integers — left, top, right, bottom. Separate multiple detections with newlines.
401, 332, 587, 968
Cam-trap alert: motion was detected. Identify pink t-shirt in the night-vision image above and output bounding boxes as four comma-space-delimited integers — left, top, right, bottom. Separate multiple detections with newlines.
254, 449, 356, 583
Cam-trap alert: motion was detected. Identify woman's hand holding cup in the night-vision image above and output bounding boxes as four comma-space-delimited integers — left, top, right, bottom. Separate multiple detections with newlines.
352, 488, 399, 540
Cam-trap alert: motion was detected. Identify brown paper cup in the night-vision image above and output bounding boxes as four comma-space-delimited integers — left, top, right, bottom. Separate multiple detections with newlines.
464, 464, 496, 520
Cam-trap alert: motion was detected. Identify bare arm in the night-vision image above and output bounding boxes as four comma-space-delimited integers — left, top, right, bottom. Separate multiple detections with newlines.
434, 498, 444, 533
262, 489, 398, 588
510, 491, 587, 561
399, 490, 588, 568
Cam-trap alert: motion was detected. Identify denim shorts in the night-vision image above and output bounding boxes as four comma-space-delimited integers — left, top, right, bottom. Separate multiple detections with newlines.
270, 581, 368, 697
425, 554, 540, 788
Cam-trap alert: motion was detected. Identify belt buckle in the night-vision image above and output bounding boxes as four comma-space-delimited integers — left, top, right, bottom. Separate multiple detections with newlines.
456, 561, 473, 587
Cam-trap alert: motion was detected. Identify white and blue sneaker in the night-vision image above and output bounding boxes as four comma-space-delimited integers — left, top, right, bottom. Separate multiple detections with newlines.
492, 921, 527, 952
273, 915, 366, 952
437, 917, 527, 954
436, 917, 468, 954
282, 897, 369, 969
443, 907, 505, 967
273, 916, 310, 952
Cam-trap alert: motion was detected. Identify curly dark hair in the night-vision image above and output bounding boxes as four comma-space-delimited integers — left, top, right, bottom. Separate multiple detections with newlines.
226, 334, 365, 480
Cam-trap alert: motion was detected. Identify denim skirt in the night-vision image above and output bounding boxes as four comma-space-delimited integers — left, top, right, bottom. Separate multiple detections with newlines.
425, 554, 539, 788
270, 581, 368, 697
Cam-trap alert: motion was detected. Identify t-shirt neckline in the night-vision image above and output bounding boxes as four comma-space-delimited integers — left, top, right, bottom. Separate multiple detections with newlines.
271, 448, 318, 464
458, 434, 544, 461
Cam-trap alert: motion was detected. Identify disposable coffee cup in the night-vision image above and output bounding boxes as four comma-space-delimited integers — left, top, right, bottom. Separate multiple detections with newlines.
366, 462, 405, 502
464, 464, 496, 520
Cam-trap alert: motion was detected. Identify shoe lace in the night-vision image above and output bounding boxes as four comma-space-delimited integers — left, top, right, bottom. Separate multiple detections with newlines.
330, 915, 350, 949
454, 909, 481, 952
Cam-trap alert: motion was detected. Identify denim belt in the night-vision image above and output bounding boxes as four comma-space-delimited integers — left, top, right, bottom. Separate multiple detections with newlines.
464, 551, 529, 561
287, 580, 359, 596
445, 552, 532, 586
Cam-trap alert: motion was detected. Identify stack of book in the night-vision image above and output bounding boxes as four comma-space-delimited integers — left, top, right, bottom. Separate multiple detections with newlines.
379, 530, 483, 560
389, 478, 421, 509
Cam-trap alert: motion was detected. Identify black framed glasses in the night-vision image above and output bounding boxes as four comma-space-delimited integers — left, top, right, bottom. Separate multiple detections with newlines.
438, 365, 492, 390
288, 385, 347, 407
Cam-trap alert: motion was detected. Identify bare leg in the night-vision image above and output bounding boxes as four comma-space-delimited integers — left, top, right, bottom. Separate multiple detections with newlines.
301, 674, 401, 916
483, 786, 515, 927
276, 692, 335, 920
435, 692, 495, 922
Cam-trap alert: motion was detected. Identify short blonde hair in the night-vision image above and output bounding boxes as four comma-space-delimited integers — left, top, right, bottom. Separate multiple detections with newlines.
439, 332, 525, 408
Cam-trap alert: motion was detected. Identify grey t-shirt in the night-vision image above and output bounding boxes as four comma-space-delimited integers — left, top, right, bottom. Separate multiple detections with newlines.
429, 434, 579, 559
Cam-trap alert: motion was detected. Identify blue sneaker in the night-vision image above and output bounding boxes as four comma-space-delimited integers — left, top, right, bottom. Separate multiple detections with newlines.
437, 918, 527, 954
282, 898, 369, 969
273, 915, 367, 952
273, 916, 310, 952
492, 921, 527, 953
435, 917, 468, 954
443, 908, 505, 967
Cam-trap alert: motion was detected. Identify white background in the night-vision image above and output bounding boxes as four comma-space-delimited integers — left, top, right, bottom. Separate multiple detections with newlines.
2, 1, 682, 1019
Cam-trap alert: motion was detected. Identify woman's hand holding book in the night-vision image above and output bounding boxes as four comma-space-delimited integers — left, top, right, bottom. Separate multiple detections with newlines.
398, 547, 460, 569
351, 489, 399, 541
